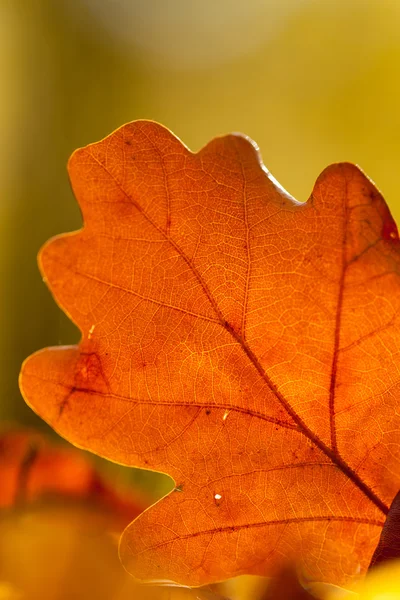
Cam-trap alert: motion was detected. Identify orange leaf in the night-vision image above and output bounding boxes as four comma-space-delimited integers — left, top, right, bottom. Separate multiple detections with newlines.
19, 121, 400, 586
0, 427, 145, 528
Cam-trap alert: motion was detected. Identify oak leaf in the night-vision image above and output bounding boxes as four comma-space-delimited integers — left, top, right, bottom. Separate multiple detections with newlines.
19, 121, 400, 587
0, 428, 145, 527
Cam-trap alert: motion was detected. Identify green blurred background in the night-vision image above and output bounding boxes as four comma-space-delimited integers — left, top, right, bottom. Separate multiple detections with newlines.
2, 0, 400, 494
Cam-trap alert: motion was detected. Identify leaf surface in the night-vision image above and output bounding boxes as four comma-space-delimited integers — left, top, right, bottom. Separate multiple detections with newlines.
19, 121, 400, 586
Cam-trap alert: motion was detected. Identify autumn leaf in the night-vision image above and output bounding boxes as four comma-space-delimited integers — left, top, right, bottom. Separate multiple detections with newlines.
0, 427, 145, 527
19, 121, 400, 587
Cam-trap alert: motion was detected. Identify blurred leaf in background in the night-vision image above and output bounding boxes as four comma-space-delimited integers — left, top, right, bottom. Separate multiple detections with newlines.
2, 0, 400, 503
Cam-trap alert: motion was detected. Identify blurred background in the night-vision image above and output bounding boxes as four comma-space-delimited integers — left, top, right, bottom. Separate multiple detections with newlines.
2, 0, 400, 525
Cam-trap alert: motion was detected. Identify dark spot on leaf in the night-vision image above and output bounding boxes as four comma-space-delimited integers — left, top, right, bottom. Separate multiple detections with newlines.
76, 353, 103, 385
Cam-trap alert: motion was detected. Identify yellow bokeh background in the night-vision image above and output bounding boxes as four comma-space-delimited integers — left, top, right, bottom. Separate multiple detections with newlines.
1, 2, 400, 596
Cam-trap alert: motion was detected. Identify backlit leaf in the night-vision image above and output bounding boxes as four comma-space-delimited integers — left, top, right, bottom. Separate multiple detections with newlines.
20, 121, 400, 586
